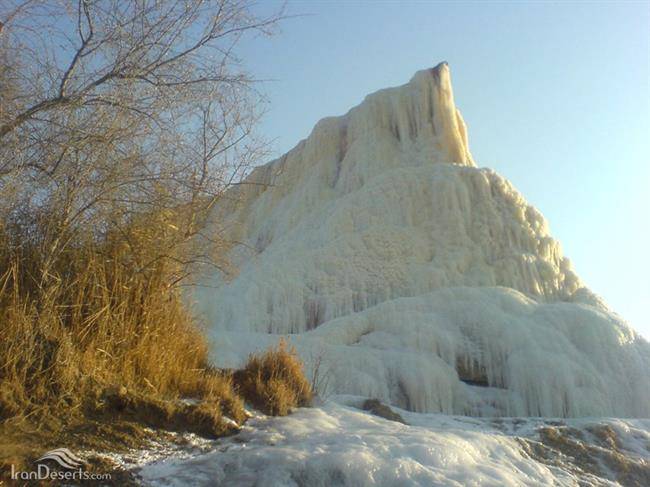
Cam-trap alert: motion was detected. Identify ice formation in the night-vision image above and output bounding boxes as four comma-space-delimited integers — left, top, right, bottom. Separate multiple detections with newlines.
193, 62, 650, 417
133, 400, 650, 486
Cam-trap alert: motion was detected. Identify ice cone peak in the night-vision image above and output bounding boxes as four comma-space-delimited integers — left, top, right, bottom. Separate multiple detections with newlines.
272, 63, 473, 180
194, 64, 650, 418
337, 61, 475, 168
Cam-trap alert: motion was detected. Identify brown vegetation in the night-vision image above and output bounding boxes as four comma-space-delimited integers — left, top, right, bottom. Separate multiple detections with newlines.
0, 241, 237, 422
0, 235, 312, 478
0, 239, 244, 475
235, 341, 313, 416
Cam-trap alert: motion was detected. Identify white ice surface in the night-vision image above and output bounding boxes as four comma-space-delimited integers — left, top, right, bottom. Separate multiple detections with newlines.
207, 286, 650, 418
132, 400, 650, 487
191, 62, 650, 417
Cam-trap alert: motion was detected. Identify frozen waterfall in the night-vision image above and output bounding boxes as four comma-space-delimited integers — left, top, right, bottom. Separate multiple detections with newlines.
191, 62, 650, 418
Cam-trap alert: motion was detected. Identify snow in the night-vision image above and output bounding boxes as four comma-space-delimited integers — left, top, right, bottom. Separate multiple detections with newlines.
191, 62, 650, 418
131, 400, 650, 486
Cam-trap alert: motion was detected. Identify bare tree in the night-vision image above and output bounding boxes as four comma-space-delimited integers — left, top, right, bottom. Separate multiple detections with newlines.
0, 0, 280, 284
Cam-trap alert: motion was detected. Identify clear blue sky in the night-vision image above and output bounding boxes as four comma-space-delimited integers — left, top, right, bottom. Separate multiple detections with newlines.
239, 1, 650, 339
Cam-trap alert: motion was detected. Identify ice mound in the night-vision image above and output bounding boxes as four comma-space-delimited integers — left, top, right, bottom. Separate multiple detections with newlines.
192, 63, 650, 417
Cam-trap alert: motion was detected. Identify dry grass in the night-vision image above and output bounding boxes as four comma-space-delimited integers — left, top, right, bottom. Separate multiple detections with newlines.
0, 225, 312, 480
0, 244, 242, 423
0, 236, 246, 475
235, 340, 313, 416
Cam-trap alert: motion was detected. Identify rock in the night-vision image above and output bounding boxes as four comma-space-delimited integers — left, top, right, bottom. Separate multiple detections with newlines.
362, 399, 407, 425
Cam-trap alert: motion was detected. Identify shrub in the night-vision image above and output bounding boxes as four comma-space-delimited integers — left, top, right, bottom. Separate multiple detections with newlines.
235, 341, 313, 416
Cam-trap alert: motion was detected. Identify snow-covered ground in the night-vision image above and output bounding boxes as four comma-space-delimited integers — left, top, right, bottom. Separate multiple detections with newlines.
120, 398, 649, 486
